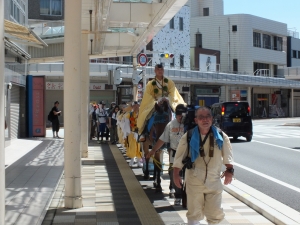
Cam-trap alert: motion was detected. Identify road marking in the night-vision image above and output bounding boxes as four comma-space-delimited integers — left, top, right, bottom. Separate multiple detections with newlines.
252, 140, 300, 153
235, 162, 300, 194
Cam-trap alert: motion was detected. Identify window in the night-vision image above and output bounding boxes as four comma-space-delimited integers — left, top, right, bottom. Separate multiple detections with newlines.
203, 8, 209, 16
170, 17, 174, 29
179, 17, 183, 31
273, 36, 283, 51
170, 58, 175, 67
253, 32, 261, 48
293, 50, 297, 58
196, 33, 202, 48
273, 65, 278, 77
11, 0, 25, 25
254, 62, 269, 73
263, 34, 271, 49
180, 55, 184, 68
232, 25, 237, 32
233, 59, 238, 73
298, 51, 300, 59
40, 0, 62, 16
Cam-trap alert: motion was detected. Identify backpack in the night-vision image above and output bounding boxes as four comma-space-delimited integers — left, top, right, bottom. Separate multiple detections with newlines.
183, 105, 200, 132
48, 110, 54, 122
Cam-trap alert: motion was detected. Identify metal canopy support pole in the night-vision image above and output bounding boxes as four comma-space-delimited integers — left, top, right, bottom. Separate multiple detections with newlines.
248, 86, 252, 111
225, 85, 229, 102
133, 56, 138, 101
81, 34, 89, 158
0, 0, 6, 223
291, 89, 294, 117
64, 0, 83, 208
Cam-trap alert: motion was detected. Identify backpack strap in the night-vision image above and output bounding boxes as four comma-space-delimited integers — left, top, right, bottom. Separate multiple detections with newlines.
186, 128, 194, 158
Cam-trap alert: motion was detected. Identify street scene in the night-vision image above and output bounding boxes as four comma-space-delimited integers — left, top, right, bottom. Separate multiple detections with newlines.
1, 0, 300, 225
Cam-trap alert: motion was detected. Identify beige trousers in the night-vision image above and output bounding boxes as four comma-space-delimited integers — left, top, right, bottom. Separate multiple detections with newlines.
186, 182, 225, 224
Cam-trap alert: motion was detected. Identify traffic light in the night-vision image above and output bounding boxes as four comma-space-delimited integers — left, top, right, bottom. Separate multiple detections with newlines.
159, 53, 174, 59
113, 70, 123, 85
132, 69, 143, 85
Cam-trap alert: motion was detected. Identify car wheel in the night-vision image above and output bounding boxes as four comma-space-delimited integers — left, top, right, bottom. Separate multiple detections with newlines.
246, 135, 252, 142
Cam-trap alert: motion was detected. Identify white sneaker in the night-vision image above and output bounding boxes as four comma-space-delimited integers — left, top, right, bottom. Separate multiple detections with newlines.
174, 198, 181, 206
138, 159, 143, 168
129, 158, 135, 167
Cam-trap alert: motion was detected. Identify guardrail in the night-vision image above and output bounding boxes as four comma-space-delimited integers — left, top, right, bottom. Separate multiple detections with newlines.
28, 63, 300, 89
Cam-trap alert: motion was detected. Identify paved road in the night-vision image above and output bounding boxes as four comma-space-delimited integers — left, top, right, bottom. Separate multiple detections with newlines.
231, 117, 300, 212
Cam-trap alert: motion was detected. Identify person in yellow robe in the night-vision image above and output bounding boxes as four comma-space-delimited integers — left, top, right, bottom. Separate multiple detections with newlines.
137, 64, 186, 137
126, 101, 143, 167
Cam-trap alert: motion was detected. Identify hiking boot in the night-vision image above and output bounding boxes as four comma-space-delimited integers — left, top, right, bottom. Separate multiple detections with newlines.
174, 198, 181, 206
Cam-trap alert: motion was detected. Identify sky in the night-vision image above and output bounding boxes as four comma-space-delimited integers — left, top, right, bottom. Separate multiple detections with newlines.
224, 0, 300, 35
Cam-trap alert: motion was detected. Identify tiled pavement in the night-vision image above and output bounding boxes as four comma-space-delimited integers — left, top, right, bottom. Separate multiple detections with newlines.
40, 141, 274, 225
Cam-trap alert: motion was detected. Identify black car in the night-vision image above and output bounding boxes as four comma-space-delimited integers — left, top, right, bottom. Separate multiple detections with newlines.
211, 101, 253, 142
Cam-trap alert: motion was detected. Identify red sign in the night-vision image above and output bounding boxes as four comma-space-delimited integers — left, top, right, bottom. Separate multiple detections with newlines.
231, 90, 240, 101
138, 53, 148, 66
32, 77, 45, 137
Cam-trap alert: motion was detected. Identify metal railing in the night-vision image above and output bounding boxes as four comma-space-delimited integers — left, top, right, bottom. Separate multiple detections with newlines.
253, 69, 270, 77
28, 62, 300, 89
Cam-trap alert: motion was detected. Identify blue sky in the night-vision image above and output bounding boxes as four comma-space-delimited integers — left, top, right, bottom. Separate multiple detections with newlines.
224, 0, 300, 34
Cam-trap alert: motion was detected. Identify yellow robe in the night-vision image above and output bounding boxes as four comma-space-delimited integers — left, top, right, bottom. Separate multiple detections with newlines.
126, 112, 141, 158
137, 77, 185, 134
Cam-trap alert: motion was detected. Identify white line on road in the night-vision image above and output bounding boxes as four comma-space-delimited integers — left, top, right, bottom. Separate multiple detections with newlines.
252, 140, 300, 153
235, 162, 300, 194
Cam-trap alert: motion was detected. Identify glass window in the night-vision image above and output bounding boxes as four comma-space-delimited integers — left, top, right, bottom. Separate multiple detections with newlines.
253, 32, 261, 47
263, 34, 271, 49
10, 0, 14, 16
179, 17, 183, 31
169, 17, 174, 29
233, 59, 238, 73
232, 25, 237, 32
196, 33, 202, 48
293, 50, 297, 58
170, 58, 175, 67
203, 8, 209, 16
223, 102, 249, 117
180, 55, 184, 68
40, 0, 62, 16
298, 51, 300, 59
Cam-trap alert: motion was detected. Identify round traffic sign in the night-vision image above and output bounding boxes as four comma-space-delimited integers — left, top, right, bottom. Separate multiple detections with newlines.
138, 53, 148, 66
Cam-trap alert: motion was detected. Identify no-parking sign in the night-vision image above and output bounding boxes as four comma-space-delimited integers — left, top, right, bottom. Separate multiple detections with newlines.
138, 53, 148, 66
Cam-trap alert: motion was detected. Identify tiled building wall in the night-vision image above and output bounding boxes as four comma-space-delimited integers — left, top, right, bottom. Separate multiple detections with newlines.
152, 6, 190, 70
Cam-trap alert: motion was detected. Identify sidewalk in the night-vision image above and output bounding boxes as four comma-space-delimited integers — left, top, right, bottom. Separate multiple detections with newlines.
4, 129, 300, 225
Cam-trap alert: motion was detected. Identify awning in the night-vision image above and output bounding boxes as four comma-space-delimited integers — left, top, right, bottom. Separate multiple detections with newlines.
4, 38, 31, 60
4, 19, 48, 48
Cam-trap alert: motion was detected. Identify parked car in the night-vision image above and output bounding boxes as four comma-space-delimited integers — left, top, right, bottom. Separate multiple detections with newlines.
211, 101, 253, 142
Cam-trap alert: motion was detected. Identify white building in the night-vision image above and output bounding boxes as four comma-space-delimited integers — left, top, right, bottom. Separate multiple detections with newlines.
190, 0, 287, 77
151, 5, 190, 70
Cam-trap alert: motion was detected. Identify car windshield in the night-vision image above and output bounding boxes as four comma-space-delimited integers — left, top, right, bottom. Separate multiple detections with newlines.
224, 103, 249, 117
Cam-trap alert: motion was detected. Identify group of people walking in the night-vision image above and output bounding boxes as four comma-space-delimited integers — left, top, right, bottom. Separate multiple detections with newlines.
87, 63, 234, 225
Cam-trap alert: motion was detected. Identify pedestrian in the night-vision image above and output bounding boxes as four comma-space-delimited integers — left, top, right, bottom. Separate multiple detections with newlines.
147, 104, 187, 206
108, 105, 119, 144
96, 101, 108, 143
173, 106, 234, 225
51, 101, 62, 138
89, 104, 98, 140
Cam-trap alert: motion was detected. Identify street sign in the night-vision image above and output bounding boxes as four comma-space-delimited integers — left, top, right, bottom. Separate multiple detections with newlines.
138, 53, 148, 66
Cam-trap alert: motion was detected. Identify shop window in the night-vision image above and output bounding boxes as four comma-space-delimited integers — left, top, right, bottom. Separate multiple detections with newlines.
203, 8, 209, 16
170, 17, 174, 29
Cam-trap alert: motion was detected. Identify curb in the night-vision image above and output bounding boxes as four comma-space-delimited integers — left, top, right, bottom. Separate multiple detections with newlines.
223, 180, 300, 225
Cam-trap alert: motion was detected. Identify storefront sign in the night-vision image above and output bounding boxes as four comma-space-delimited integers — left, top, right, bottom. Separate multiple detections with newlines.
90, 83, 105, 90
46, 82, 63, 90
32, 77, 45, 137
231, 90, 240, 101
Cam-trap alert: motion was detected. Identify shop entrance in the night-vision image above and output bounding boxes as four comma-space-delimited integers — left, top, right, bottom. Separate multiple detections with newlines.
253, 94, 269, 118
